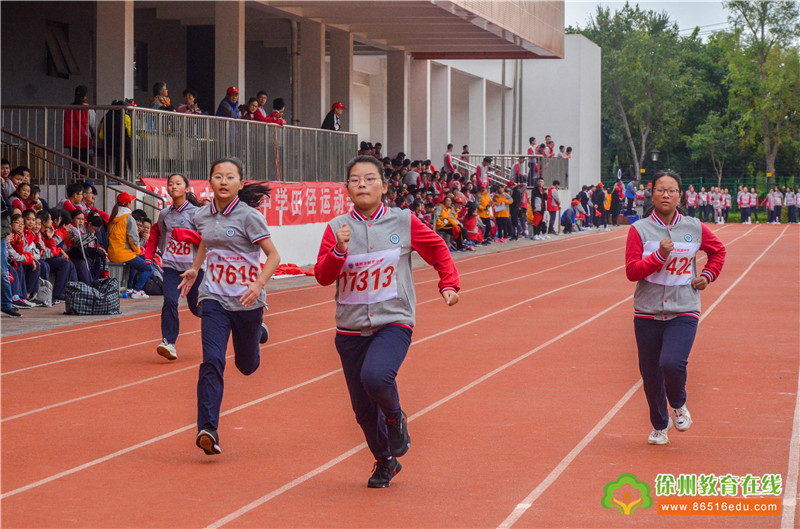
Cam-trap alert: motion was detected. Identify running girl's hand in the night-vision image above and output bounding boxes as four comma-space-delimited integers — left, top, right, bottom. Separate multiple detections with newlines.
239, 279, 265, 307
336, 224, 351, 254
178, 268, 198, 297
692, 276, 709, 291
442, 290, 459, 306
658, 237, 673, 258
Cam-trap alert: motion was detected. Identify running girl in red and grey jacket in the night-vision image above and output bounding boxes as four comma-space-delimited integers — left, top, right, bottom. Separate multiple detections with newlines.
625, 171, 725, 446
314, 155, 460, 488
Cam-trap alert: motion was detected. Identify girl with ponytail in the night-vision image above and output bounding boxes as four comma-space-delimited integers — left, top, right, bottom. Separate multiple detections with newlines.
177, 158, 281, 456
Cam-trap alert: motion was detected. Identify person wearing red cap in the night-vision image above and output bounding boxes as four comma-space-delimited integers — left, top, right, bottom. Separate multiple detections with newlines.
321, 102, 346, 131
215, 87, 240, 119
107, 192, 153, 299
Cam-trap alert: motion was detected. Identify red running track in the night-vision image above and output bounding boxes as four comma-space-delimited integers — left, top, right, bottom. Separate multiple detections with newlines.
1, 224, 798, 528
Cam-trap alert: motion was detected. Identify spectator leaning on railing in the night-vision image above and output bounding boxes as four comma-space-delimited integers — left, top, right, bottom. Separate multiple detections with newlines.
216, 86, 240, 119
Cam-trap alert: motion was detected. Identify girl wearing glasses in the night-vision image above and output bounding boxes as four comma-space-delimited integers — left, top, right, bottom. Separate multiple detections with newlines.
314, 155, 460, 488
178, 157, 280, 456
625, 171, 726, 446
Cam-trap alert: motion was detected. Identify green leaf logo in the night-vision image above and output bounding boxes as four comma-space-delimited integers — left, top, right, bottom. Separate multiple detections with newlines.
601, 473, 653, 515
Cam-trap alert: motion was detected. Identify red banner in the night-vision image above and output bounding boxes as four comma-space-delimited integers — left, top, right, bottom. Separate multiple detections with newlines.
141, 179, 352, 226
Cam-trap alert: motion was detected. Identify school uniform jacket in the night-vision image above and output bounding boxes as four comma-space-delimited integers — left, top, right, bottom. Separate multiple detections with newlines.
626, 211, 725, 320
315, 204, 459, 335
144, 200, 200, 272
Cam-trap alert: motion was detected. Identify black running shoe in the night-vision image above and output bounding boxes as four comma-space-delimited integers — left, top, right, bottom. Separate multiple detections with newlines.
1, 307, 21, 318
196, 428, 221, 455
387, 411, 410, 457
259, 322, 269, 344
367, 458, 402, 488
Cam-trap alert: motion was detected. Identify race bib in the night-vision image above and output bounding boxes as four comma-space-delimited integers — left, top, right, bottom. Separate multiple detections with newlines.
494, 202, 506, 212
338, 248, 400, 305
205, 249, 262, 296
642, 241, 699, 286
163, 235, 193, 264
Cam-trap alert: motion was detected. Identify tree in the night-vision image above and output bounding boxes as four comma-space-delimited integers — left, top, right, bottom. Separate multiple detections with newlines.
725, 0, 800, 183
687, 111, 737, 187
580, 4, 693, 180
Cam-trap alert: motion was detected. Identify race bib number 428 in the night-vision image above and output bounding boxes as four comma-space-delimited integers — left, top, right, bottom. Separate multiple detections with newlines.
338, 248, 401, 305
205, 249, 262, 297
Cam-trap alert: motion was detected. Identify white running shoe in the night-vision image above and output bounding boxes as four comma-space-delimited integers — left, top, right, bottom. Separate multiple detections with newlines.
157, 339, 178, 361
648, 418, 673, 445
131, 290, 150, 300
672, 405, 692, 431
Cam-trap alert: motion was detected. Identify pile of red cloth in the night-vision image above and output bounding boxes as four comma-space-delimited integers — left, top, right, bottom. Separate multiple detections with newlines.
273, 264, 314, 277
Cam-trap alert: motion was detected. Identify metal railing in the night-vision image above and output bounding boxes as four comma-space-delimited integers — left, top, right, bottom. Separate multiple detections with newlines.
1, 127, 165, 218
454, 154, 569, 189
1, 104, 358, 184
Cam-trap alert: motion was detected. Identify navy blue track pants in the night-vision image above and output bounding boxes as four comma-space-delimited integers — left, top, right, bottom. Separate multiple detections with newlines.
335, 325, 412, 461
634, 316, 698, 430
197, 299, 263, 431
161, 267, 202, 344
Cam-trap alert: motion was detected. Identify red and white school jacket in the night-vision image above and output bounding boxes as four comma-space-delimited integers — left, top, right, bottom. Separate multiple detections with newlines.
443, 153, 456, 173
476, 165, 489, 187
315, 203, 459, 335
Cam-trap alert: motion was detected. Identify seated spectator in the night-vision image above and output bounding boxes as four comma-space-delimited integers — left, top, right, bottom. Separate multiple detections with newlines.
177, 89, 203, 114
215, 86, 240, 119
4, 167, 27, 200
268, 98, 287, 125
80, 183, 110, 223
107, 192, 151, 299
150, 82, 171, 109
6, 213, 40, 307
61, 182, 88, 214
34, 209, 76, 302
374, 142, 383, 158
255, 91, 269, 120
241, 98, 261, 121
28, 185, 48, 212
435, 195, 463, 251
1, 159, 12, 199
9, 182, 32, 212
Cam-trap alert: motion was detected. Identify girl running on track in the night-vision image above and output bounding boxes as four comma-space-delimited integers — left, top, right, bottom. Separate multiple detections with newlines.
178, 157, 280, 456
314, 155, 460, 488
625, 171, 726, 445
144, 173, 204, 361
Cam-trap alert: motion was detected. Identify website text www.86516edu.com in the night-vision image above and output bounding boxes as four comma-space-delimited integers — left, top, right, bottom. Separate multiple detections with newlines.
658, 498, 781, 515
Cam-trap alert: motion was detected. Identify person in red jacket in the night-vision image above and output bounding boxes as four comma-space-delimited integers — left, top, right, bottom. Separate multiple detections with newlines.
314, 155, 459, 488
63, 85, 96, 177
546, 180, 561, 235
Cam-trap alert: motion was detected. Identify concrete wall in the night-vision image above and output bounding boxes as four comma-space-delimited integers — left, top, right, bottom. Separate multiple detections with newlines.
1, 1, 97, 105
520, 34, 601, 193
244, 42, 293, 123
132, 9, 186, 108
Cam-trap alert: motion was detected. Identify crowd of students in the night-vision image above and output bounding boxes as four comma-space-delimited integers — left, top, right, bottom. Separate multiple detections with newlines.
1, 160, 167, 318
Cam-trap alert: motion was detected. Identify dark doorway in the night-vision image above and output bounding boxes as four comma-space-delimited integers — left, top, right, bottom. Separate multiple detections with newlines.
186, 25, 215, 115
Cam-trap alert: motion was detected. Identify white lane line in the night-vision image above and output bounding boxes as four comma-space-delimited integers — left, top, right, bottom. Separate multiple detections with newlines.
780, 236, 800, 529
497, 225, 784, 529
1, 256, 627, 498
0, 369, 342, 500
2, 236, 623, 375
1, 246, 624, 420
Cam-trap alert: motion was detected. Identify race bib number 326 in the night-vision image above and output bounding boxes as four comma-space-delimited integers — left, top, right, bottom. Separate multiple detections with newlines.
338, 248, 401, 305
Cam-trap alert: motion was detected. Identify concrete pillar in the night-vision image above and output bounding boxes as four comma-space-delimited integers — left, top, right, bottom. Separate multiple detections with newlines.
96, 1, 134, 105
409, 59, 430, 159
215, 1, 245, 104
329, 28, 353, 131
430, 64, 451, 161
386, 50, 408, 156
468, 77, 486, 154
299, 20, 325, 128
369, 57, 387, 153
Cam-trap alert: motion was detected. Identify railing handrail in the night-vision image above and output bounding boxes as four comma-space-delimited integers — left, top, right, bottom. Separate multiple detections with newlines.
1, 103, 359, 138
1, 127, 165, 207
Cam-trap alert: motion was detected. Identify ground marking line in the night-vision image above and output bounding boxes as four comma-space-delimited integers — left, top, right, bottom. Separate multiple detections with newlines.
780, 235, 800, 529
206, 294, 637, 528
0, 231, 622, 345
0, 369, 342, 500
2, 237, 623, 375
497, 225, 786, 529
1, 251, 629, 497
2, 245, 624, 420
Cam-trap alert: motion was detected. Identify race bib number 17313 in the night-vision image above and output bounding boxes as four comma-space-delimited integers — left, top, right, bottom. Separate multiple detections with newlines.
338, 248, 401, 305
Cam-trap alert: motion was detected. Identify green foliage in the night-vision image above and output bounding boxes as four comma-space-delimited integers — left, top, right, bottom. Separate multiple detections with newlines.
573, 0, 800, 185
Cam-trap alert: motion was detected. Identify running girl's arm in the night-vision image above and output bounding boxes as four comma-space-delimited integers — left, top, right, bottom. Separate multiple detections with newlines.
239, 237, 281, 307
625, 226, 669, 282
178, 239, 207, 297
409, 215, 459, 294
314, 224, 346, 286
143, 221, 161, 261
697, 223, 726, 284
